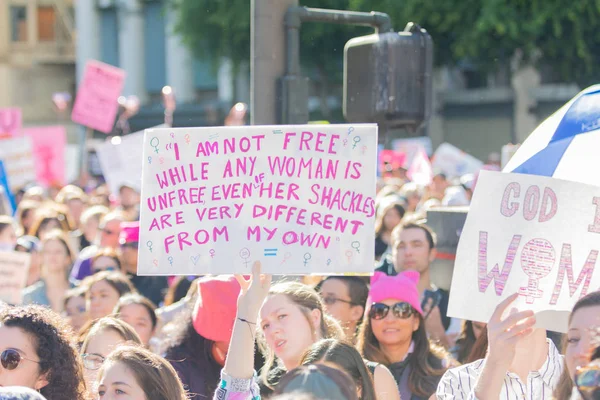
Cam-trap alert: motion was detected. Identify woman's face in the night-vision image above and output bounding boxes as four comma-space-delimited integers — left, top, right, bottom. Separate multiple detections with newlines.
383, 207, 402, 231
65, 295, 88, 333
260, 294, 321, 370
566, 305, 600, 380
0, 224, 17, 248
0, 326, 48, 390
370, 298, 419, 347
82, 217, 100, 242
88, 281, 121, 320
42, 239, 70, 274
93, 256, 120, 274
118, 304, 154, 346
98, 361, 146, 400
83, 328, 126, 391
472, 321, 486, 339
38, 219, 62, 240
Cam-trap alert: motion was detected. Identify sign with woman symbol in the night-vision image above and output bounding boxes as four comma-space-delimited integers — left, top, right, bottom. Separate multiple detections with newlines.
345, 250, 353, 263
150, 137, 160, 153
351, 241, 361, 253
352, 136, 361, 149
239, 248, 251, 267
303, 253, 312, 266
518, 238, 555, 304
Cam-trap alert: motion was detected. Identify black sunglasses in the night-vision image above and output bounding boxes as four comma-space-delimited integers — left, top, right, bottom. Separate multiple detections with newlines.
322, 296, 355, 306
575, 363, 600, 400
1, 348, 40, 371
120, 242, 139, 249
369, 302, 415, 320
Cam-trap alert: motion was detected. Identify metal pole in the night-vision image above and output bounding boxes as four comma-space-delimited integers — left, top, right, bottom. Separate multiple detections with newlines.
250, 0, 298, 125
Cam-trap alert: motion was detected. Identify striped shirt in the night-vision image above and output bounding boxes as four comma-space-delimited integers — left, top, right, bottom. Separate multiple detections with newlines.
435, 339, 563, 400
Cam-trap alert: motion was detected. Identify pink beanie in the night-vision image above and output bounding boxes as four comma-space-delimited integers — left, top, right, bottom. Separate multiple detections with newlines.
192, 275, 241, 342
368, 271, 424, 316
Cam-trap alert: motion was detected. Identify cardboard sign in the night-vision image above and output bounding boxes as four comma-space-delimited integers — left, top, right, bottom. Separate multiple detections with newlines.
0, 136, 36, 191
432, 143, 484, 179
448, 170, 600, 332
96, 125, 166, 195
71, 60, 125, 133
0, 251, 30, 305
0, 108, 22, 137
21, 126, 66, 187
138, 124, 378, 275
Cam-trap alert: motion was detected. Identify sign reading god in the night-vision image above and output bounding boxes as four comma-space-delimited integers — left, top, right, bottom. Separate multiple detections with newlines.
138, 124, 377, 275
448, 170, 600, 332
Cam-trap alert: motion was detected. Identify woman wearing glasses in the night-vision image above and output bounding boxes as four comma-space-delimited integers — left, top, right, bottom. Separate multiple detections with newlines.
357, 271, 451, 400
0, 305, 88, 399
80, 316, 142, 390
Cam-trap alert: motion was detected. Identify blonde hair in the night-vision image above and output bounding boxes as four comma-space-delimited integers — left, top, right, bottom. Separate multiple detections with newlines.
81, 317, 142, 353
258, 281, 344, 388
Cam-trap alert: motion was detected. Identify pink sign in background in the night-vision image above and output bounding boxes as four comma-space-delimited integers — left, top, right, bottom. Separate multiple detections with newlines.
71, 60, 125, 134
0, 108, 22, 137
21, 126, 66, 186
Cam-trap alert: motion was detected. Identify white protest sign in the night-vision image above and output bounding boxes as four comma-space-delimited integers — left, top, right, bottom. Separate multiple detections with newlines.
432, 143, 483, 179
392, 136, 433, 162
96, 125, 167, 195
448, 170, 600, 332
0, 251, 30, 305
138, 124, 377, 275
0, 136, 36, 191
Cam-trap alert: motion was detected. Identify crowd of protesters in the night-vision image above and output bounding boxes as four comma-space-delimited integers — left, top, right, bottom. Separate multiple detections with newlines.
0, 155, 598, 400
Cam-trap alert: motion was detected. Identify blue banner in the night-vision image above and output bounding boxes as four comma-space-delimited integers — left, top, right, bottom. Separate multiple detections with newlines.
0, 160, 16, 215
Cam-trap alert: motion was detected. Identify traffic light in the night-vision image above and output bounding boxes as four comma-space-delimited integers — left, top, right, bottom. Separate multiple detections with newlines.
344, 23, 433, 133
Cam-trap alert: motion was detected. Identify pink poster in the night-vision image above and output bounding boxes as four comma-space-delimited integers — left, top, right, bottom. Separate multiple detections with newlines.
71, 60, 125, 134
0, 108, 22, 137
21, 126, 66, 187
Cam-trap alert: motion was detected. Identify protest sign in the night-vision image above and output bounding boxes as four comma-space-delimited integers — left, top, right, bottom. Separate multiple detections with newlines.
432, 143, 483, 179
448, 170, 600, 332
0, 136, 36, 191
138, 124, 377, 275
392, 136, 433, 161
21, 126, 66, 187
0, 108, 21, 137
71, 60, 125, 134
0, 251, 30, 305
0, 161, 16, 215
96, 125, 166, 195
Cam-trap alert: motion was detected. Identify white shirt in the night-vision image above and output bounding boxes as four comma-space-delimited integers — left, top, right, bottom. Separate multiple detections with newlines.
436, 339, 564, 400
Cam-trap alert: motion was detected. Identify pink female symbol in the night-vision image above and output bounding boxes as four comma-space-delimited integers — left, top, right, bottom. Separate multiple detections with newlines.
518, 238, 555, 304
345, 250, 353, 264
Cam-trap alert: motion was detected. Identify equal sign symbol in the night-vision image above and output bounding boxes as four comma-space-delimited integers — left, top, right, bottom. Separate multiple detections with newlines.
264, 248, 278, 257
209, 133, 219, 140
273, 129, 283, 135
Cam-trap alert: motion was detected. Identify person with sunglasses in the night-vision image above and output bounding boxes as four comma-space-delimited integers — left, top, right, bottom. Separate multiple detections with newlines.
91, 248, 122, 274
0, 305, 88, 399
316, 276, 369, 342
554, 291, 600, 400
357, 271, 451, 400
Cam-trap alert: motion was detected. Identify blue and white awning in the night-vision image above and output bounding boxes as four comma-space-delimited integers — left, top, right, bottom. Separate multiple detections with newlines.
503, 85, 600, 187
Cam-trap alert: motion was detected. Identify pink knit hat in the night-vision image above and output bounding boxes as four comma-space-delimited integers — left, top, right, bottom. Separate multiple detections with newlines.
368, 271, 424, 316
119, 221, 140, 244
192, 275, 241, 342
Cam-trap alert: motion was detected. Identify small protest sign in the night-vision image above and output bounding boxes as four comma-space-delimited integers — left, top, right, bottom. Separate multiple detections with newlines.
138, 124, 377, 275
432, 143, 484, 179
96, 125, 166, 195
0, 136, 36, 191
448, 170, 600, 332
71, 60, 125, 134
0, 251, 30, 305
21, 126, 66, 187
0, 108, 22, 137
0, 161, 16, 215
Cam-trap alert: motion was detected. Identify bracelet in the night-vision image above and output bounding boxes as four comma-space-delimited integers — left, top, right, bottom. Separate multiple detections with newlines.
238, 318, 256, 325
238, 317, 257, 340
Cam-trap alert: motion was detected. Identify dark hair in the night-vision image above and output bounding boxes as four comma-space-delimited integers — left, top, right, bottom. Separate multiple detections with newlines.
301, 339, 376, 400
317, 276, 369, 310
0, 305, 89, 400
453, 321, 480, 364
356, 309, 448, 398
163, 276, 193, 306
374, 203, 405, 236
99, 345, 187, 400
86, 271, 136, 298
28, 208, 70, 238
41, 230, 75, 265
274, 364, 358, 400
391, 221, 437, 250
465, 325, 488, 363
114, 293, 158, 330
554, 291, 600, 400
92, 248, 122, 272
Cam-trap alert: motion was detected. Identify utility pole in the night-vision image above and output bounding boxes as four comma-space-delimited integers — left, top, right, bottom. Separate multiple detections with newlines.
250, 0, 298, 125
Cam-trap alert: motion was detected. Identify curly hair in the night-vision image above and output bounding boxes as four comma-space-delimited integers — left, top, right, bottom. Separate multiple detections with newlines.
0, 305, 89, 400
